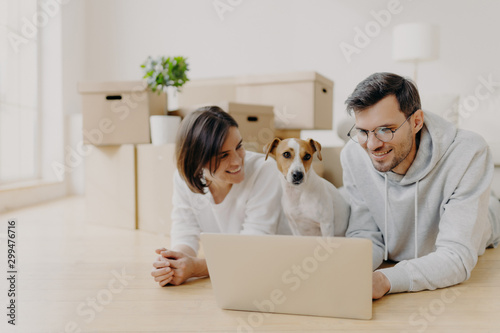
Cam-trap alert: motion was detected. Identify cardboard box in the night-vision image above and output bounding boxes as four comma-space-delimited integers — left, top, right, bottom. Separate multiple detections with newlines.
274, 129, 302, 139
78, 81, 165, 145
312, 160, 324, 178
137, 144, 177, 234
320, 146, 344, 188
236, 71, 334, 130
84, 144, 136, 229
218, 102, 274, 153
178, 77, 237, 108
490, 142, 500, 166
179, 102, 275, 153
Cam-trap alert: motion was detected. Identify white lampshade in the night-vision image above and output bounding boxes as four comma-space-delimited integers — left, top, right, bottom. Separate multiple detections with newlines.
393, 23, 439, 62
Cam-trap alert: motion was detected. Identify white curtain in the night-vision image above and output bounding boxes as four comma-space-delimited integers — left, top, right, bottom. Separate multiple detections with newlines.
0, 0, 38, 184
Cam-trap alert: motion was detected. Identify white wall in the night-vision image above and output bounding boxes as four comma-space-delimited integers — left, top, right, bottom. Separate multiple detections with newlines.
62, 0, 500, 193
81, 0, 500, 127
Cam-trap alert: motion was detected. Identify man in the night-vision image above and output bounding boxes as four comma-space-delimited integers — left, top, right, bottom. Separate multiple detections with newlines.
341, 72, 500, 299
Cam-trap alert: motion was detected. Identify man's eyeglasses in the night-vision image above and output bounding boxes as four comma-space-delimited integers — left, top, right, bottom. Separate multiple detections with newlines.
347, 111, 416, 144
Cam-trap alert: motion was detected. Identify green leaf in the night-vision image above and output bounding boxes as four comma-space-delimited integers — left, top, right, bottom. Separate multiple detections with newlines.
140, 55, 190, 91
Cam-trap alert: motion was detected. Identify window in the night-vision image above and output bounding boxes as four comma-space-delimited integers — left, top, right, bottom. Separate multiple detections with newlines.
0, 0, 39, 185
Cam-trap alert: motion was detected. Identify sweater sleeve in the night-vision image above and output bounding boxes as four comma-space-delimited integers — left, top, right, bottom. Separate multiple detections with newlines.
341, 147, 385, 270
240, 159, 283, 235
379, 143, 494, 293
170, 171, 202, 254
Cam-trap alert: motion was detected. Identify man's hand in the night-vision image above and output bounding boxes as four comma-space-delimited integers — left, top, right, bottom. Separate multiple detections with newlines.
372, 271, 391, 299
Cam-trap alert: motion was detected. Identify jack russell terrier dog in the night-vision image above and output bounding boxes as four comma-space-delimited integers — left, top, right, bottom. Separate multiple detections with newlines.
264, 138, 349, 237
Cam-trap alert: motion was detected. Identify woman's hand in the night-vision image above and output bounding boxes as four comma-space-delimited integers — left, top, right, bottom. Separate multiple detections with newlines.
159, 249, 198, 286
151, 248, 174, 287
151, 247, 208, 286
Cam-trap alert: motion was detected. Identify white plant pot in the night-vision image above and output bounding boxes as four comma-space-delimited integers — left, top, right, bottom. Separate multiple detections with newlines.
166, 86, 179, 111
150, 115, 181, 145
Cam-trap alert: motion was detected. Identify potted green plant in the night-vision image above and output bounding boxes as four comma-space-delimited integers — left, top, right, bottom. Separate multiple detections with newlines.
141, 55, 189, 113
141, 56, 189, 145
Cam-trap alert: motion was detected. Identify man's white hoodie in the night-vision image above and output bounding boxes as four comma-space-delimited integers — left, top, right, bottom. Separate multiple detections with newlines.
341, 111, 500, 293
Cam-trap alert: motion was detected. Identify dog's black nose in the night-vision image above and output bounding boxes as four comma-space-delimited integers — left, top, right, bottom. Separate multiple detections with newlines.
292, 171, 303, 183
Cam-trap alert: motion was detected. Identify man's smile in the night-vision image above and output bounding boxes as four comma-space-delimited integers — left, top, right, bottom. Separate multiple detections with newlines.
370, 149, 393, 160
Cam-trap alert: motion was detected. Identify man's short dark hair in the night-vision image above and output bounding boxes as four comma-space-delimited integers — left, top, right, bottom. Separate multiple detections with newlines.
345, 72, 421, 117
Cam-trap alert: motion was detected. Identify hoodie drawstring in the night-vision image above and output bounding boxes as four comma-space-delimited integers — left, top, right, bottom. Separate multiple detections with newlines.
383, 175, 420, 261
414, 180, 419, 259
384, 174, 388, 261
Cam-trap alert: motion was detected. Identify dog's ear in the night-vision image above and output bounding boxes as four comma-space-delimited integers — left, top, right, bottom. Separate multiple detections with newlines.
308, 139, 322, 161
264, 138, 281, 160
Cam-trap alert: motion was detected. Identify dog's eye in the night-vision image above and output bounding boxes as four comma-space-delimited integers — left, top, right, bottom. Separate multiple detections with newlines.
303, 154, 311, 161
282, 152, 291, 158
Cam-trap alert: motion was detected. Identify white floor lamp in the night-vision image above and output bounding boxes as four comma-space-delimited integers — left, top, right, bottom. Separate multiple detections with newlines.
392, 23, 439, 83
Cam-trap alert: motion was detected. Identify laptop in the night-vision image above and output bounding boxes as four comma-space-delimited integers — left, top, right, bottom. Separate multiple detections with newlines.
200, 233, 372, 320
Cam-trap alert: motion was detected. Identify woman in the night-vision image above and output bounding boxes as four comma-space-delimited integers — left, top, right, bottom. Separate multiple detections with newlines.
151, 106, 290, 286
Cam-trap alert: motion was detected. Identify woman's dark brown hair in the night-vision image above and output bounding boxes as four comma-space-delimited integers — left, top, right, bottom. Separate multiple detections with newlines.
175, 106, 238, 194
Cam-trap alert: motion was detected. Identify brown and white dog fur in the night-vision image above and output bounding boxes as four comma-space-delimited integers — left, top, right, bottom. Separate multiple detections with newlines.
264, 138, 349, 237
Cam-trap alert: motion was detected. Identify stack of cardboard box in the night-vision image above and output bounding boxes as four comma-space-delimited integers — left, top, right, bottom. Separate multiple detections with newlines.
79, 81, 167, 231
80, 71, 341, 234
